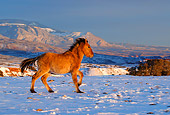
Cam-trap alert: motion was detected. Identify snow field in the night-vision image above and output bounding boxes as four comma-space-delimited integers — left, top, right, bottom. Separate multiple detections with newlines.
0, 63, 128, 77
0, 75, 170, 114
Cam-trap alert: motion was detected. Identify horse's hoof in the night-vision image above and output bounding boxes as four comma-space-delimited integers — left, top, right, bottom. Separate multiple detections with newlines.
30, 89, 37, 93
77, 90, 84, 93
49, 90, 54, 93
78, 83, 81, 87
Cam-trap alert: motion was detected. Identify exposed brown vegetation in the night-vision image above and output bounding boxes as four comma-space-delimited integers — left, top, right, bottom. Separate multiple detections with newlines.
0, 67, 32, 77
129, 59, 170, 76
0, 70, 3, 77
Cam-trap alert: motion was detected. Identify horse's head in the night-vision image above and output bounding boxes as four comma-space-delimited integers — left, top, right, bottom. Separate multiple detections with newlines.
80, 39, 94, 58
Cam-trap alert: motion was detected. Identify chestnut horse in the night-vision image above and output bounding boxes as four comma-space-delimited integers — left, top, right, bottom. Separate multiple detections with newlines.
20, 38, 94, 93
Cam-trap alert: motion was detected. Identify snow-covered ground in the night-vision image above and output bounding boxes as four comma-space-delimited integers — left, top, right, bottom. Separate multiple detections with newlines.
0, 74, 170, 114
80, 63, 128, 76
0, 53, 170, 114
0, 63, 128, 77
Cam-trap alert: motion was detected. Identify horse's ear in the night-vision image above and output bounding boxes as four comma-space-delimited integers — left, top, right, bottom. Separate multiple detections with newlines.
85, 39, 88, 43
76, 43, 80, 47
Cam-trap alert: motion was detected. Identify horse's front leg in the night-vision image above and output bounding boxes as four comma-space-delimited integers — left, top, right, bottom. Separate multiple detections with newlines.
77, 70, 83, 86
71, 71, 84, 93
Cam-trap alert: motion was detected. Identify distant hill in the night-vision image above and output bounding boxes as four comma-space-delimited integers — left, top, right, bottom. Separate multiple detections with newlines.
0, 34, 64, 53
0, 20, 112, 47
0, 19, 53, 29
53, 32, 113, 47
0, 19, 170, 57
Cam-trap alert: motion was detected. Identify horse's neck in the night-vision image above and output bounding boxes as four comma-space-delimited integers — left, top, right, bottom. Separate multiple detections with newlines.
71, 46, 84, 62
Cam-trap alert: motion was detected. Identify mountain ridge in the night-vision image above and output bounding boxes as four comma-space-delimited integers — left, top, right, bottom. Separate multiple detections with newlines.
0, 19, 170, 57
0, 34, 64, 53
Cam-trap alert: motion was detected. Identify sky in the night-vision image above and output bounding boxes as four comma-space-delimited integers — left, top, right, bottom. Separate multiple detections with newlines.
0, 0, 170, 46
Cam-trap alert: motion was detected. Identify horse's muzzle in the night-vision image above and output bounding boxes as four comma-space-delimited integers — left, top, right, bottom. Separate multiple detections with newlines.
90, 53, 94, 58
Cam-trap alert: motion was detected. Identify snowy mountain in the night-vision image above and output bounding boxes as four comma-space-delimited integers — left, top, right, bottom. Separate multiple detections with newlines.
0, 20, 112, 48
52, 31, 113, 47
0, 23, 61, 44
0, 34, 64, 53
0, 19, 50, 29
0, 19, 170, 57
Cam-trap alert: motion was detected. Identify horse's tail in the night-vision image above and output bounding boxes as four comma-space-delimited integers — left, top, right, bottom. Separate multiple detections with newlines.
20, 56, 40, 73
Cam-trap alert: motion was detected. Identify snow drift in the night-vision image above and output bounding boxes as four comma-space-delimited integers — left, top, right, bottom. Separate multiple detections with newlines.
0, 63, 128, 77
85, 67, 128, 76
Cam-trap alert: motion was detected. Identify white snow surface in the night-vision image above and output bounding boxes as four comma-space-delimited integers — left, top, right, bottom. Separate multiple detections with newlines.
0, 63, 170, 114
40, 28, 56, 33
0, 23, 26, 26
85, 68, 128, 76
0, 63, 128, 77
52, 32, 86, 39
0, 75, 170, 114
80, 63, 128, 76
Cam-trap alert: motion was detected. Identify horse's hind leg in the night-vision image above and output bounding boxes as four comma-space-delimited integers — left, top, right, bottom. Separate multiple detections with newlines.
41, 73, 54, 93
30, 70, 46, 93
77, 71, 83, 86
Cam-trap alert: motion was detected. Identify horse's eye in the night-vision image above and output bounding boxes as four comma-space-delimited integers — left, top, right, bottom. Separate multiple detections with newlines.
88, 46, 90, 48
